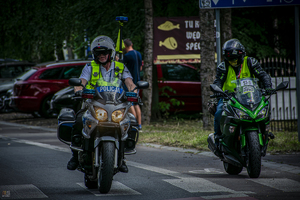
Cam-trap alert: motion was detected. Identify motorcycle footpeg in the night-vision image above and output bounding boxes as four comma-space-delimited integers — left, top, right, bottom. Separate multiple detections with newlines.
268, 132, 275, 139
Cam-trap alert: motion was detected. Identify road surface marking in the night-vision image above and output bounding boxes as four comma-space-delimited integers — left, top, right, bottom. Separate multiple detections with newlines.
77, 181, 141, 196
2, 135, 300, 198
189, 168, 224, 174
128, 161, 255, 198
0, 184, 48, 199
248, 178, 300, 192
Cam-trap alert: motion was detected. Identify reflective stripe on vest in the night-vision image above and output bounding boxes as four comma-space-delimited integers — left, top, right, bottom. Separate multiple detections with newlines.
222, 56, 253, 92
86, 61, 124, 89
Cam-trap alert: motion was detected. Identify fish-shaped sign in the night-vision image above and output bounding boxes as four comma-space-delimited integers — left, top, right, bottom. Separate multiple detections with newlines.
158, 21, 180, 31
159, 37, 178, 50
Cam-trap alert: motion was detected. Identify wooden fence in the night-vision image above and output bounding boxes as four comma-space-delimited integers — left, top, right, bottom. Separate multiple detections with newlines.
259, 57, 297, 132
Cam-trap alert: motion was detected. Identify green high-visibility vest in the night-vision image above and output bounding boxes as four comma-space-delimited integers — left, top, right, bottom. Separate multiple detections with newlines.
222, 56, 254, 92
86, 60, 124, 89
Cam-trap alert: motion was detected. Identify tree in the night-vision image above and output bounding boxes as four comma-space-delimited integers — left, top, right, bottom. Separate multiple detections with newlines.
142, 0, 153, 125
220, 8, 232, 58
199, 8, 215, 130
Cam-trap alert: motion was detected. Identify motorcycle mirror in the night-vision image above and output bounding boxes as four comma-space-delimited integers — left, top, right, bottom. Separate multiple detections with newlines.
210, 84, 224, 93
69, 78, 84, 87
136, 81, 149, 89
275, 81, 289, 91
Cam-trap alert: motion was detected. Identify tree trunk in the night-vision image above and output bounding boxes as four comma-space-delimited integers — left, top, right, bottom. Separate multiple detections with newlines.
199, 8, 215, 130
142, 0, 153, 125
220, 8, 232, 60
151, 64, 161, 120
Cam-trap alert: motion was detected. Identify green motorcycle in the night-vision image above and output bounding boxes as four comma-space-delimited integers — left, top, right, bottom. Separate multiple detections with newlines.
207, 77, 289, 178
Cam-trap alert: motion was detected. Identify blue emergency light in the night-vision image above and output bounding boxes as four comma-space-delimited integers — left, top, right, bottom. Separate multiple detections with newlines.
116, 16, 128, 22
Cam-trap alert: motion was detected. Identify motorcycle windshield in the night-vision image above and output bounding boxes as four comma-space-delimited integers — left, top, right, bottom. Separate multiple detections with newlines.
95, 77, 124, 103
231, 78, 262, 109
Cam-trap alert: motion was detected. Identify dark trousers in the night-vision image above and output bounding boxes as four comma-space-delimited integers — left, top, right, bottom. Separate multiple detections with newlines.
71, 109, 85, 157
214, 98, 223, 136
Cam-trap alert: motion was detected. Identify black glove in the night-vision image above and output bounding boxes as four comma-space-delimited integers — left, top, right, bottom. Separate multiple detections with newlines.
214, 92, 223, 98
75, 90, 83, 96
265, 88, 275, 95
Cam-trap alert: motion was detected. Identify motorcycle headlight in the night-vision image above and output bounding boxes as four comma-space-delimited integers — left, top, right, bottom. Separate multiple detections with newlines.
234, 108, 251, 120
112, 109, 125, 123
257, 107, 268, 119
94, 107, 108, 122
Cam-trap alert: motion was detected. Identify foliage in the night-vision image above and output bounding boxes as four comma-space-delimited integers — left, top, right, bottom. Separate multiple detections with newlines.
158, 85, 185, 118
232, 6, 295, 60
0, 1, 295, 63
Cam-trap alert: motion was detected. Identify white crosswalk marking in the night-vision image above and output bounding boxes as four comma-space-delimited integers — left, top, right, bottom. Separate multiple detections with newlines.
189, 168, 224, 174
164, 177, 254, 199
77, 181, 141, 196
3, 136, 300, 198
0, 184, 48, 199
248, 178, 300, 192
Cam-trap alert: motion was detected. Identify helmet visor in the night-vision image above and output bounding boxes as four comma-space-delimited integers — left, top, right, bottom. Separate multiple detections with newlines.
93, 48, 111, 57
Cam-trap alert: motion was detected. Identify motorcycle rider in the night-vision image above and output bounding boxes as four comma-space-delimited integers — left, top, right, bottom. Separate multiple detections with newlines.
212, 39, 272, 147
67, 35, 136, 172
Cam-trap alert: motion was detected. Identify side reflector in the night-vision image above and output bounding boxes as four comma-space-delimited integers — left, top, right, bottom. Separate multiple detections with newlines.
82, 94, 93, 99
127, 97, 138, 102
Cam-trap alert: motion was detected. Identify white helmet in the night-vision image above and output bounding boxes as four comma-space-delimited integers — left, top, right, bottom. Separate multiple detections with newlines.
90, 35, 116, 64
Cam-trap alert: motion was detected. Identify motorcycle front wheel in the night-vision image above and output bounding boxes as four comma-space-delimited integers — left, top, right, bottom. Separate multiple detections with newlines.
246, 131, 261, 178
98, 141, 115, 194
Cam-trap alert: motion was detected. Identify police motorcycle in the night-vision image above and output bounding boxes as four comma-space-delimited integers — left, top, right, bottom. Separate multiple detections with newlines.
57, 76, 149, 193
207, 77, 289, 178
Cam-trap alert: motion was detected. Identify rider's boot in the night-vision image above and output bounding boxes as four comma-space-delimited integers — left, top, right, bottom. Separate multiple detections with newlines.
119, 141, 128, 173
67, 150, 79, 170
119, 160, 128, 173
213, 133, 223, 157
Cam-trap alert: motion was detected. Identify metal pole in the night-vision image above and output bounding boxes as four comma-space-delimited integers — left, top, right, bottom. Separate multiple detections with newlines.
119, 24, 123, 60
84, 29, 88, 58
295, 6, 300, 141
215, 9, 221, 66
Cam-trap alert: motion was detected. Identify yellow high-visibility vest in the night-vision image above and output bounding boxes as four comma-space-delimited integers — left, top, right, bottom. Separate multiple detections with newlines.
86, 60, 124, 89
222, 56, 254, 92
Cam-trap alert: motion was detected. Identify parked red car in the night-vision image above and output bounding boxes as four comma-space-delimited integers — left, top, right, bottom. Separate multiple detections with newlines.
11, 60, 90, 118
154, 63, 202, 113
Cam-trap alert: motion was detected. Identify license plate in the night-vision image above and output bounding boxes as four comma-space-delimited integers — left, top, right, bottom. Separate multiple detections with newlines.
241, 79, 253, 86
243, 86, 254, 94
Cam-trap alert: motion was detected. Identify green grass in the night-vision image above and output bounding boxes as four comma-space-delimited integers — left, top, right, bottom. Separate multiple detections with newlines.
140, 119, 300, 153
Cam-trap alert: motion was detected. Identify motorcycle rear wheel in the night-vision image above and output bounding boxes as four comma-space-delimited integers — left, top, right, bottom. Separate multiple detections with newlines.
246, 131, 261, 178
223, 162, 243, 175
98, 142, 115, 194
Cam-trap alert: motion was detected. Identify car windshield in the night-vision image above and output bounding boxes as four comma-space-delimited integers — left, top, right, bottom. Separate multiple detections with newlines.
15, 68, 37, 81
95, 77, 124, 103
231, 78, 262, 108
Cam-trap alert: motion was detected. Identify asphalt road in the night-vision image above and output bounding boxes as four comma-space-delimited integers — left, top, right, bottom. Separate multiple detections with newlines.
0, 120, 300, 200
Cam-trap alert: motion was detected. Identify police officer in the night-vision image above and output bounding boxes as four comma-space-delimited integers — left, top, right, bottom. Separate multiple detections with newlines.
213, 39, 272, 146
67, 35, 136, 173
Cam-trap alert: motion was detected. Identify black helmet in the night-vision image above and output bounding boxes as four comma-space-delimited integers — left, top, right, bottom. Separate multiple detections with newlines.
91, 35, 116, 64
222, 39, 245, 65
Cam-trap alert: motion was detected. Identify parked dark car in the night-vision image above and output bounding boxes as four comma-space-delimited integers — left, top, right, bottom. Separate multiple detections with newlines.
0, 61, 36, 113
10, 60, 90, 118
0, 61, 35, 83
49, 63, 202, 115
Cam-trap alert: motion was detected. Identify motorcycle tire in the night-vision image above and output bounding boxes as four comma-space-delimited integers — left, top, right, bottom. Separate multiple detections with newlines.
246, 131, 261, 178
98, 141, 115, 194
39, 95, 54, 118
223, 162, 243, 175
84, 174, 97, 189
